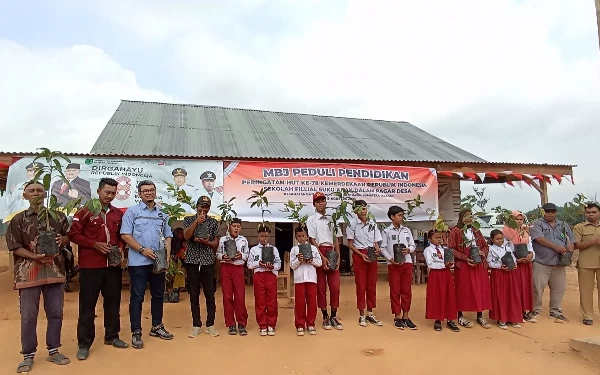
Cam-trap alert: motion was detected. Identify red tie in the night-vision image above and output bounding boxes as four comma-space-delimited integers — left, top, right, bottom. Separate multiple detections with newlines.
60, 183, 67, 194
436, 246, 443, 258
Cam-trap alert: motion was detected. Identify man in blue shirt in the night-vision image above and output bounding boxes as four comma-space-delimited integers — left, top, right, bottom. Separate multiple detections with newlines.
121, 180, 174, 348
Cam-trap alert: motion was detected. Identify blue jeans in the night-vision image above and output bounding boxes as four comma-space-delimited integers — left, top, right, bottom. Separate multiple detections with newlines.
128, 265, 165, 332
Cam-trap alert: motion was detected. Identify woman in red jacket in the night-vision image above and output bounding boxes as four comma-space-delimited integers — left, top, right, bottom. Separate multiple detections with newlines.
448, 208, 492, 329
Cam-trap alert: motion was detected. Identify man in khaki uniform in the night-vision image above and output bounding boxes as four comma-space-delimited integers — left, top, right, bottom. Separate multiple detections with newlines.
574, 203, 600, 325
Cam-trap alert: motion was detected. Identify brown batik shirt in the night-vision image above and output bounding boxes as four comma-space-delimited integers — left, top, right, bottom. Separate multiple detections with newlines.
6, 207, 70, 289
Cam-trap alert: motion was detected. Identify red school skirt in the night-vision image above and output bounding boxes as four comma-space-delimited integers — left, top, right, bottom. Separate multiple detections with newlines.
515, 261, 533, 312
489, 269, 523, 323
426, 269, 458, 321
454, 262, 492, 312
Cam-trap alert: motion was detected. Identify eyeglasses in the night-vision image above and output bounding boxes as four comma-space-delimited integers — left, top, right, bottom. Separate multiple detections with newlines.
140, 189, 156, 194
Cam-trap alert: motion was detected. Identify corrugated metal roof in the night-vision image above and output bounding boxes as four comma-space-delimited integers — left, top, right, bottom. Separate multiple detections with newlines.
90, 100, 487, 163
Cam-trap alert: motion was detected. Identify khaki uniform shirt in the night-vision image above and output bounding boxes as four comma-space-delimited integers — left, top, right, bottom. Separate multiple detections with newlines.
574, 221, 600, 269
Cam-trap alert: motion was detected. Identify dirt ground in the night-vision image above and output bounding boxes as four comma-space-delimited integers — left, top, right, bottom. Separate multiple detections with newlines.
0, 250, 599, 375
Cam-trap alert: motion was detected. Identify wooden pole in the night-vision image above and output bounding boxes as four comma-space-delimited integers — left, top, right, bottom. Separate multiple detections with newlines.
539, 179, 549, 206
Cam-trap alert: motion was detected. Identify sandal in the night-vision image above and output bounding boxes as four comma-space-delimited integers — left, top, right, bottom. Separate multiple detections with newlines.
46, 352, 70, 365
17, 358, 34, 373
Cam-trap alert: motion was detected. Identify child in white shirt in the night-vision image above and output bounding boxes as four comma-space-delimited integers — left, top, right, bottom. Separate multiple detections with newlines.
247, 226, 281, 336
424, 230, 460, 332
487, 229, 523, 330
290, 226, 323, 336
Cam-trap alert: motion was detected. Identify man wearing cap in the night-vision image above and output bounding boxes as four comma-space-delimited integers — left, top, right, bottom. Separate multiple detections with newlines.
306, 192, 344, 331
51, 163, 91, 205
4, 162, 43, 219
171, 168, 195, 194
530, 202, 575, 322
182, 195, 221, 338
195, 171, 222, 213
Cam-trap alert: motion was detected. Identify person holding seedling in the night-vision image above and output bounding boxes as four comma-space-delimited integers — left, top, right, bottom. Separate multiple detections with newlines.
182, 195, 221, 338
7, 181, 71, 372
487, 230, 523, 329
346, 199, 383, 327
247, 225, 281, 336
424, 229, 460, 332
216, 217, 250, 336
448, 208, 492, 329
380, 205, 417, 330
502, 211, 536, 323
306, 191, 343, 331
290, 226, 323, 336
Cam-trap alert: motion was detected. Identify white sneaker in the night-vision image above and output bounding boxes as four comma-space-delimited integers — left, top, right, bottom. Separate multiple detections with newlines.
358, 316, 368, 327
267, 327, 276, 336
206, 326, 220, 337
307, 326, 317, 335
188, 327, 202, 338
259, 328, 268, 336
296, 328, 305, 336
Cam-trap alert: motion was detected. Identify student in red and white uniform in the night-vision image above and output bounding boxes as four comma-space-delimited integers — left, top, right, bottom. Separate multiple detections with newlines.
424, 230, 460, 332
347, 200, 383, 327
448, 208, 492, 329
487, 229, 523, 329
247, 226, 281, 336
380, 205, 417, 330
216, 218, 250, 336
306, 191, 343, 331
290, 226, 323, 336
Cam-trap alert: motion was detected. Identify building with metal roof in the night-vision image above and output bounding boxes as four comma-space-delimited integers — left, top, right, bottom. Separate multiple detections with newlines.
91, 100, 486, 163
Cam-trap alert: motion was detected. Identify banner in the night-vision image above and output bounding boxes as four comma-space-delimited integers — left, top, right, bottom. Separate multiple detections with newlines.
224, 161, 438, 222
3, 157, 223, 221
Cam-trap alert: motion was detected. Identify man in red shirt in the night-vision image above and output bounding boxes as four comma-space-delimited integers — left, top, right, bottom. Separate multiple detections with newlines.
68, 178, 128, 360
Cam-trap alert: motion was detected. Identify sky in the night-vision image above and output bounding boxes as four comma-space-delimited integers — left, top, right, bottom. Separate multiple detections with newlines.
0, 0, 598, 212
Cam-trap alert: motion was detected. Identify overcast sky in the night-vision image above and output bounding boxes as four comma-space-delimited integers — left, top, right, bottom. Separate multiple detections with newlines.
0, 0, 598, 212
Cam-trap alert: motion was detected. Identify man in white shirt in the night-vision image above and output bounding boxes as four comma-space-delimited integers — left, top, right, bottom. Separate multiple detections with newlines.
306, 192, 343, 331
346, 199, 383, 327
380, 206, 417, 330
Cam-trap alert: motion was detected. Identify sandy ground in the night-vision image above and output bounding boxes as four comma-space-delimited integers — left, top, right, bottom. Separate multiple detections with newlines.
0, 250, 599, 375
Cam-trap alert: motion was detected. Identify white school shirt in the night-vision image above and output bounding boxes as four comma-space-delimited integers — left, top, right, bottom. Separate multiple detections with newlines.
465, 228, 476, 246
216, 234, 250, 266
424, 244, 447, 270
247, 243, 281, 276
487, 244, 517, 269
306, 212, 342, 246
346, 219, 382, 249
380, 224, 416, 265
505, 238, 536, 261
290, 243, 323, 284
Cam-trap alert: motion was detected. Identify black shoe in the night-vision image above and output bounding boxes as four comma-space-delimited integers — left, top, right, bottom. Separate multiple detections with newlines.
76, 348, 89, 360
132, 332, 143, 349
403, 318, 418, 330
550, 313, 569, 322
104, 338, 129, 348
228, 325, 237, 335
394, 318, 405, 330
447, 320, 460, 332
434, 321, 442, 331
238, 324, 248, 336
583, 319, 593, 326
149, 324, 174, 340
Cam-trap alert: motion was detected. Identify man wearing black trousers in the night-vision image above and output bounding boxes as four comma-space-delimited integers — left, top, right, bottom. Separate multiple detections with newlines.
183, 196, 221, 338
69, 178, 128, 360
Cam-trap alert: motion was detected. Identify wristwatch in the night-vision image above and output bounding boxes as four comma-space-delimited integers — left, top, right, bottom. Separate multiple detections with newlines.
138, 246, 144, 254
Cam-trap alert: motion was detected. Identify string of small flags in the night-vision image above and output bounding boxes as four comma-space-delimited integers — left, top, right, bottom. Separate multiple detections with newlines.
438, 171, 574, 188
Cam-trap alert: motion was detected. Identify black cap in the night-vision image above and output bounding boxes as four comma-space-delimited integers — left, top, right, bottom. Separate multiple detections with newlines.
172, 168, 187, 177
66, 163, 80, 169
542, 203, 557, 211
26, 162, 43, 170
200, 171, 216, 181
196, 196, 211, 206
